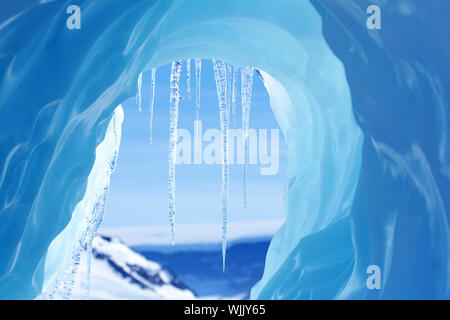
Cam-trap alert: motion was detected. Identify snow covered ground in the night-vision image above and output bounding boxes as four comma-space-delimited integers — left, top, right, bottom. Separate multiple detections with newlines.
68, 221, 282, 299
71, 235, 196, 300
98, 220, 283, 299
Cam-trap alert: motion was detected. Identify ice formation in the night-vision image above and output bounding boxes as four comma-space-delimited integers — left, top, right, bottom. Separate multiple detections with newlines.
212, 60, 231, 271
168, 61, 183, 245
149, 67, 156, 144
0, 0, 448, 300
195, 58, 202, 126
231, 66, 238, 128
137, 72, 143, 112
186, 59, 191, 100
41, 106, 123, 299
240, 67, 254, 210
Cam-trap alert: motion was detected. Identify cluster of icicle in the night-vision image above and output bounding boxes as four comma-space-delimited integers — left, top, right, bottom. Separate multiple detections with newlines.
137, 59, 254, 271
42, 109, 122, 300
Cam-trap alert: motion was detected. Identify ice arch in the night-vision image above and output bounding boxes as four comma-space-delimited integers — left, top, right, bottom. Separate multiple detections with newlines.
0, 0, 447, 300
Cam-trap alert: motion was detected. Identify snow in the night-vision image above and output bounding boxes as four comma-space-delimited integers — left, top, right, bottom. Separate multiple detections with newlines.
71, 236, 196, 300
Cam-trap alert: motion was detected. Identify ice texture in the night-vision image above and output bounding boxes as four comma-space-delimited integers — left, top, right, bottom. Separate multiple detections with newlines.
195, 58, 202, 125
0, 0, 448, 300
41, 106, 123, 299
231, 66, 238, 128
240, 67, 254, 210
137, 72, 143, 112
186, 59, 191, 100
168, 61, 183, 245
213, 60, 230, 272
149, 67, 156, 144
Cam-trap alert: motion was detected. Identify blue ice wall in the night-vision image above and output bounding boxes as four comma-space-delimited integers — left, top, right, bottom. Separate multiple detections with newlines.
0, 0, 448, 299
309, 0, 450, 299
254, 1, 450, 300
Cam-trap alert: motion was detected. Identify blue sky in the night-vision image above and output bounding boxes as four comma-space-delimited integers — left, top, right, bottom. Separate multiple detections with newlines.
100, 60, 286, 230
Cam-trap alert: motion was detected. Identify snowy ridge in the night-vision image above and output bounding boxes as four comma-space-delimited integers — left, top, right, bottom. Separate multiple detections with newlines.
71, 235, 196, 300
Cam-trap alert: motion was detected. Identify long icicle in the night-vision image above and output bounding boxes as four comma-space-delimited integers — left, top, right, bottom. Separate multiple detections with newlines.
195, 58, 202, 125
226, 64, 232, 117
168, 61, 183, 245
186, 59, 191, 100
149, 67, 156, 144
241, 67, 254, 211
232, 66, 238, 128
213, 60, 229, 272
137, 72, 143, 112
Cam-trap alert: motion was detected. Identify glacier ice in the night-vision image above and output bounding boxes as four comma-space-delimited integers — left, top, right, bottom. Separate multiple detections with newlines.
0, 0, 448, 300
41, 106, 123, 299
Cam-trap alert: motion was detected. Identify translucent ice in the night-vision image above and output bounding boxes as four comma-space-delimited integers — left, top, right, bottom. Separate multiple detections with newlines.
0, 0, 447, 300
137, 72, 143, 112
195, 58, 202, 127
240, 66, 254, 210
186, 59, 191, 100
168, 60, 183, 245
149, 67, 156, 144
213, 60, 230, 272
232, 66, 238, 128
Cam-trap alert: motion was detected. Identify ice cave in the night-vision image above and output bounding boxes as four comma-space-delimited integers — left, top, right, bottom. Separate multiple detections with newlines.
0, 0, 448, 300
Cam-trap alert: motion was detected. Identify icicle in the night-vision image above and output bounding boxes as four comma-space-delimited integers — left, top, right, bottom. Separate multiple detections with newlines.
195, 59, 202, 131
62, 252, 81, 300
232, 66, 238, 129
226, 64, 232, 117
213, 60, 230, 272
137, 72, 143, 112
186, 59, 191, 100
149, 67, 156, 144
241, 67, 254, 211
84, 111, 121, 299
85, 240, 93, 298
168, 60, 183, 245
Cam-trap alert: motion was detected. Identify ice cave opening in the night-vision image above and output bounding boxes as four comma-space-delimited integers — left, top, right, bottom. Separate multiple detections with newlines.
43, 48, 362, 300
94, 60, 287, 299
0, 0, 369, 300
